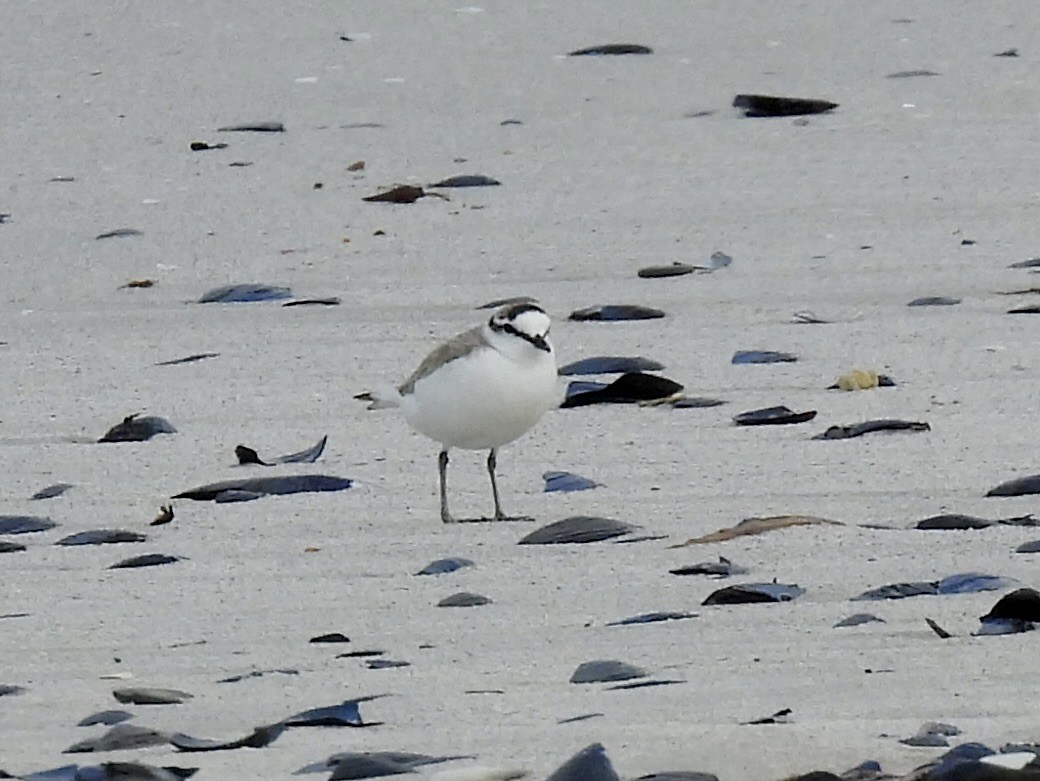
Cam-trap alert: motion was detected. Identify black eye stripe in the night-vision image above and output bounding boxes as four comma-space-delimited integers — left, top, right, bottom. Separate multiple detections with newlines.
502, 323, 551, 352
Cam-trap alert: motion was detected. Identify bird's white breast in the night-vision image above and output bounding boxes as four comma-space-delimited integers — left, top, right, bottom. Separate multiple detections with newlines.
401, 341, 558, 450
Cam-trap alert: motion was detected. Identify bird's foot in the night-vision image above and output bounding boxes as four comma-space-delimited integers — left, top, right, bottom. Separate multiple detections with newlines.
447, 515, 536, 524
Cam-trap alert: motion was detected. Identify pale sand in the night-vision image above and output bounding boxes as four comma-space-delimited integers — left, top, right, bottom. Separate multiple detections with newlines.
3, 2, 1040, 778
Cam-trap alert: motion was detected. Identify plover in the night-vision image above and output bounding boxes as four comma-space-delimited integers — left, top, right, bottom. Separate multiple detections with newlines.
359, 302, 559, 523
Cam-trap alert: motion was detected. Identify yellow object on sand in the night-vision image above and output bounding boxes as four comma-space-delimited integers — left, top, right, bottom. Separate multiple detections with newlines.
835, 369, 879, 391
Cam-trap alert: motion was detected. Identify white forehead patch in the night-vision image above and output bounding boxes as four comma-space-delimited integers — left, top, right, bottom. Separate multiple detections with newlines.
509, 308, 550, 338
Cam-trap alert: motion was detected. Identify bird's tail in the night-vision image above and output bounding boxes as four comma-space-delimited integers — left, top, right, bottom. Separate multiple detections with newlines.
354, 381, 402, 410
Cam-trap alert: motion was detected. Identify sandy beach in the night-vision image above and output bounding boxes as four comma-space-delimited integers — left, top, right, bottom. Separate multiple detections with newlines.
3, 2, 1040, 778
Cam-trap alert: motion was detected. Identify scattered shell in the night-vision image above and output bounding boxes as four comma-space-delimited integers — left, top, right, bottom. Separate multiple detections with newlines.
568, 304, 665, 322
558, 356, 665, 375
732, 406, 816, 426
197, 284, 292, 303
519, 516, 637, 544
113, 687, 193, 705
416, 557, 475, 575
568, 44, 652, 56
429, 174, 500, 187
0, 515, 58, 534
813, 420, 930, 440
570, 661, 647, 684
438, 592, 491, 607
731, 350, 797, 364
733, 94, 838, 117
217, 121, 285, 132
702, 583, 805, 605
56, 529, 146, 546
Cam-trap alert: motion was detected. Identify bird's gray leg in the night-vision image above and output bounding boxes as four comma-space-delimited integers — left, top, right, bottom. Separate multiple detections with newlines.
487, 448, 505, 520
439, 449, 455, 523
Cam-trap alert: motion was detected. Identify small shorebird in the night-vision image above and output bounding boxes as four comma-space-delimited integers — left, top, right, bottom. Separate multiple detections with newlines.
358, 302, 559, 523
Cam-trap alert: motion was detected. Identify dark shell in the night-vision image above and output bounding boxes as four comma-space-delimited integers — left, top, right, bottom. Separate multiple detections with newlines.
113, 687, 193, 705
703, 583, 805, 605
670, 396, 726, 409
813, 420, 930, 440
173, 475, 353, 501
608, 679, 684, 690
415, 557, 474, 575
324, 754, 414, 779
300, 751, 474, 778
197, 284, 292, 303
30, 483, 73, 500
543, 471, 599, 493
96, 227, 143, 239
1015, 540, 1040, 553
732, 406, 816, 426
217, 121, 284, 132
570, 660, 647, 684
907, 296, 960, 306
519, 516, 636, 544
852, 582, 937, 600
731, 350, 797, 365
310, 632, 350, 644
568, 44, 652, 56
155, 352, 220, 366
213, 490, 262, 503
887, 70, 940, 78
558, 356, 665, 375
937, 572, 1015, 594
365, 659, 410, 670
605, 611, 697, 626
987, 474, 1040, 497
236, 435, 327, 466
283, 297, 341, 307
437, 592, 491, 607
851, 573, 1011, 601
171, 724, 285, 752
217, 668, 298, 683
557, 713, 604, 725
733, 94, 838, 117
64, 723, 170, 753
77, 710, 134, 727
568, 304, 666, 321
833, 613, 885, 628
428, 174, 500, 188
282, 698, 371, 727
0, 541, 27, 553
0, 515, 57, 534
56, 529, 146, 546
637, 264, 694, 278
981, 588, 1040, 623
109, 554, 181, 569
363, 185, 425, 204
670, 558, 748, 578
561, 372, 683, 407
914, 514, 993, 530
98, 414, 176, 442
546, 743, 621, 781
